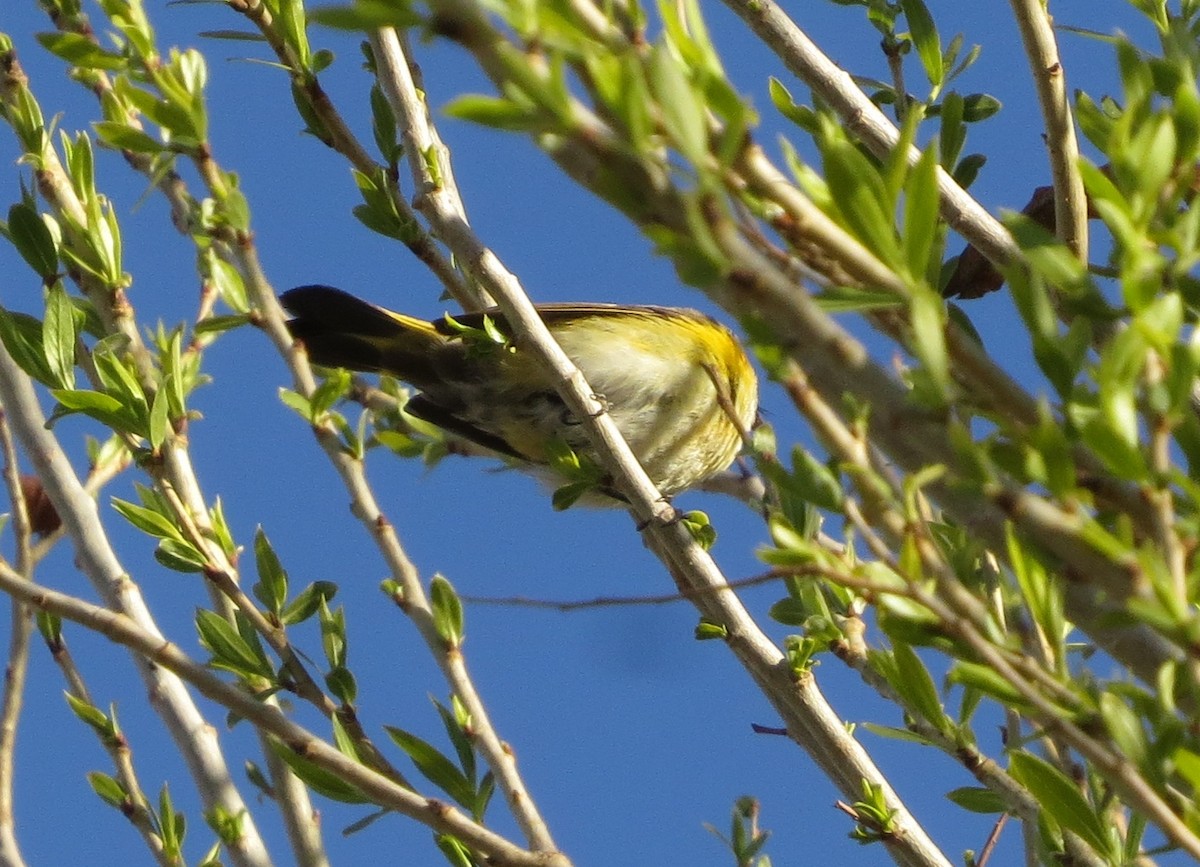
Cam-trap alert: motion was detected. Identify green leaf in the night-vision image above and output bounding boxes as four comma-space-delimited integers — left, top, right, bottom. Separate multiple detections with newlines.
275, 0, 311, 67
35, 32, 127, 70
370, 84, 398, 162
443, 94, 541, 131
945, 786, 1006, 814
1172, 747, 1200, 791
822, 138, 901, 267
198, 29, 268, 43
385, 726, 476, 808
281, 581, 338, 626
899, 0, 943, 88
154, 538, 209, 573
319, 600, 347, 669
157, 784, 185, 856
6, 203, 58, 277
767, 596, 809, 627
1009, 752, 1116, 859
208, 256, 250, 314
0, 309, 55, 385
430, 575, 464, 648
812, 286, 904, 312
909, 286, 950, 402
859, 722, 935, 745
88, 771, 129, 808
938, 92, 965, 168
309, 367, 351, 418
50, 388, 139, 433
279, 388, 312, 420
309, 1, 424, 30
946, 661, 1028, 707
435, 834, 474, 867
329, 713, 360, 762
147, 388, 170, 450
375, 429, 426, 458
253, 527, 289, 617
903, 145, 940, 280
267, 738, 369, 804
681, 510, 717, 550
93, 121, 164, 155
961, 92, 1001, 122
787, 446, 844, 511
194, 313, 252, 336
952, 152, 986, 188
65, 692, 115, 737
890, 642, 946, 729
649, 42, 708, 169
1098, 692, 1148, 771
195, 610, 274, 679
112, 497, 184, 541
768, 77, 816, 131
433, 697, 477, 787
1076, 91, 1114, 151
37, 610, 62, 645
91, 345, 149, 420
325, 665, 357, 706
349, 168, 419, 241
43, 282, 76, 390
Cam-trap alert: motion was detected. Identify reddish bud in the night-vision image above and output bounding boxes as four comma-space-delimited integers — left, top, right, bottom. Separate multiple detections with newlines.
19, 474, 62, 537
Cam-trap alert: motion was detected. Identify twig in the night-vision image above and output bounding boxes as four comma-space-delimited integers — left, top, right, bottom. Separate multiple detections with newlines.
460, 570, 786, 610
42, 628, 171, 866
226, 0, 476, 309
1007, 0, 1088, 262
0, 407, 31, 867
975, 813, 1009, 867
808, 549, 1200, 860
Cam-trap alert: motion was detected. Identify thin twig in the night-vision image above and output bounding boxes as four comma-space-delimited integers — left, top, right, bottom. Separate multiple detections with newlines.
42, 628, 171, 866
1007, 0, 1088, 262
0, 407, 31, 867
461, 570, 786, 610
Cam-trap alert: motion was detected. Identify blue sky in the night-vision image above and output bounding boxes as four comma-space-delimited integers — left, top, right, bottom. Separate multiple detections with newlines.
0, 1, 1163, 865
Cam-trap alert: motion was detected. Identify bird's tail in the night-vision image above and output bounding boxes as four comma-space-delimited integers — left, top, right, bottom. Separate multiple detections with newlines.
281, 285, 444, 377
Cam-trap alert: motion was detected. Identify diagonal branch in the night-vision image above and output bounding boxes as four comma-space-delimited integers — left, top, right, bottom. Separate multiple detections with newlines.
371, 26, 955, 867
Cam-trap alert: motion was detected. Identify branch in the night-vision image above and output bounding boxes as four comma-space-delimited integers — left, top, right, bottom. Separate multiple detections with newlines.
716, 0, 1021, 273
0, 561, 569, 867
1008, 0, 1088, 261
0, 407, 31, 867
371, 24, 954, 867
0, 342, 273, 867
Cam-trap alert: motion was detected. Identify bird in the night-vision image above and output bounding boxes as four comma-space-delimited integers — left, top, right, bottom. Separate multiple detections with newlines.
281, 285, 758, 501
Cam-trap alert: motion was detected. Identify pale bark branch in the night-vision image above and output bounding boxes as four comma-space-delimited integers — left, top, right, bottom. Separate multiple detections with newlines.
1008, 0, 1089, 261
0, 561, 570, 867
372, 24, 955, 867
0, 343, 273, 867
